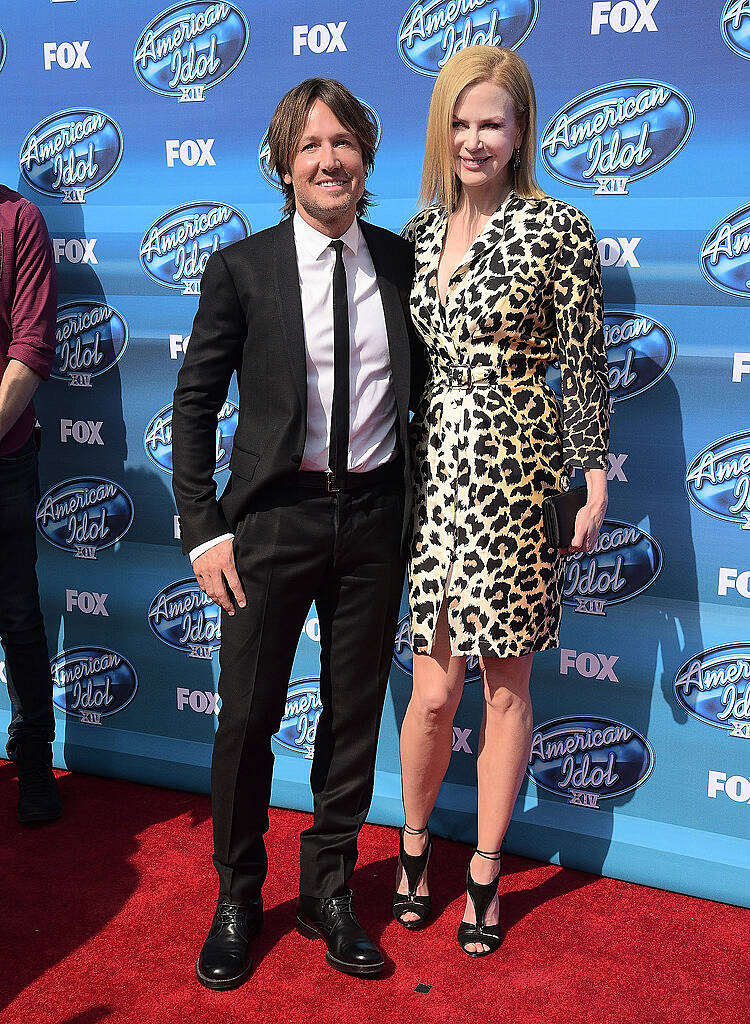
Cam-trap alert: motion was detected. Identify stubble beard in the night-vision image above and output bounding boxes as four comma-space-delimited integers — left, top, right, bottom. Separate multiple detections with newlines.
300, 188, 358, 230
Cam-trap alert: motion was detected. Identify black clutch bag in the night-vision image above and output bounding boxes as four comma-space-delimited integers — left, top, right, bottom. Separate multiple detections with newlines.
542, 485, 587, 549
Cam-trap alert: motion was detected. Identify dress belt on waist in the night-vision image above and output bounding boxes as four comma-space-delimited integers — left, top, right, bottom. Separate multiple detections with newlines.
433, 365, 500, 389
432, 364, 547, 390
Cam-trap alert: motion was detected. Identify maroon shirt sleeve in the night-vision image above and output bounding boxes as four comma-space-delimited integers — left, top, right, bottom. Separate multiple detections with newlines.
8, 200, 57, 379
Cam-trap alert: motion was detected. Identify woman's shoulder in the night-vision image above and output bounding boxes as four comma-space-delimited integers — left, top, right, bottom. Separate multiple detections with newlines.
400, 205, 445, 244
524, 194, 596, 243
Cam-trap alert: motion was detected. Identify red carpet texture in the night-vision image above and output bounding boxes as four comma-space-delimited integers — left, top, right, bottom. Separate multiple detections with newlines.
1, 762, 748, 1024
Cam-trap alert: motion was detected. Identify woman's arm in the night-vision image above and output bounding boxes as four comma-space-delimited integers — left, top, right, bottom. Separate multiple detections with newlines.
552, 209, 610, 552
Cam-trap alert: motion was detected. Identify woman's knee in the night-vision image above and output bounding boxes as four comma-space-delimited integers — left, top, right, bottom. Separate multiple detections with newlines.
484, 684, 532, 725
409, 673, 461, 723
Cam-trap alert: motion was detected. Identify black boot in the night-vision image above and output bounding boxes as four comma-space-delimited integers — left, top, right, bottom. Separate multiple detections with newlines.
15, 739, 62, 825
297, 892, 384, 977
196, 896, 263, 990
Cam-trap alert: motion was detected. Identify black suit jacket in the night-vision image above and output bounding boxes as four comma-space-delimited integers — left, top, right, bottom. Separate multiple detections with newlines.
171, 215, 426, 556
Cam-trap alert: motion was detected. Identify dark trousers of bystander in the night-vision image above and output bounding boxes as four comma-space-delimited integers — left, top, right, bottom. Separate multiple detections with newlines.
0, 433, 55, 756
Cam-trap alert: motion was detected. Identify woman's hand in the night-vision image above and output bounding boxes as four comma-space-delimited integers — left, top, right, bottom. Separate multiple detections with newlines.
559, 468, 608, 555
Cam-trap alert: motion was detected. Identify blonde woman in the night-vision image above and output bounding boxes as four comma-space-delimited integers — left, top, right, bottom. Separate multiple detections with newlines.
393, 46, 609, 956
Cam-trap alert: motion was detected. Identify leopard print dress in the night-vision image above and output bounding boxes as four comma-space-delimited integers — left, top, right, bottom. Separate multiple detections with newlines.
404, 190, 609, 659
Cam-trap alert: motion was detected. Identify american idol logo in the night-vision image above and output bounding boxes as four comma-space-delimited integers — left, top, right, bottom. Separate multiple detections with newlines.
722, 0, 750, 59
52, 302, 128, 388
133, 2, 249, 103
392, 613, 481, 682
258, 98, 383, 189
149, 579, 221, 660
0, 29, 6, 74
563, 520, 662, 616
700, 205, 750, 297
547, 312, 675, 405
540, 81, 693, 196
51, 647, 138, 726
686, 431, 750, 530
37, 477, 134, 560
273, 678, 322, 759
140, 202, 249, 295
144, 400, 238, 474
19, 109, 123, 204
527, 716, 653, 808
398, 0, 537, 77
674, 643, 750, 741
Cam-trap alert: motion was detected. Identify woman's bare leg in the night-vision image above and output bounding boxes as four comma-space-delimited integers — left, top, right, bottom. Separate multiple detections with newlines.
461, 652, 534, 952
396, 602, 466, 922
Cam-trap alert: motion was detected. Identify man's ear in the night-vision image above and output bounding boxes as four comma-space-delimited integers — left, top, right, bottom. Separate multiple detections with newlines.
283, 171, 292, 185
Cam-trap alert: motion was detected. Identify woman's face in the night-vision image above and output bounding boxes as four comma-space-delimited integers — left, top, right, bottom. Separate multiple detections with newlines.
450, 80, 524, 193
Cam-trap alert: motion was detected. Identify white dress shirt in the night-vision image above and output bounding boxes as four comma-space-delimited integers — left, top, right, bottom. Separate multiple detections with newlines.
190, 212, 397, 563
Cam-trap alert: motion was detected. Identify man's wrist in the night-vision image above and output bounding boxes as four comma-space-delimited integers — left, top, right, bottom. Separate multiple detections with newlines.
190, 533, 234, 563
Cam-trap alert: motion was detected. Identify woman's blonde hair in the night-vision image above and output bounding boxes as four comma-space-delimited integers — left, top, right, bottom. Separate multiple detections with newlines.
420, 45, 544, 211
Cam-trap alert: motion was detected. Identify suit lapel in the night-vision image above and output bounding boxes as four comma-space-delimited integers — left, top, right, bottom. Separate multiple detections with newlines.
272, 217, 307, 413
359, 219, 410, 429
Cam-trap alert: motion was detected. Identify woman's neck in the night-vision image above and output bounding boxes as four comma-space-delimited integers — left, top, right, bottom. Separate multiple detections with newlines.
454, 178, 513, 222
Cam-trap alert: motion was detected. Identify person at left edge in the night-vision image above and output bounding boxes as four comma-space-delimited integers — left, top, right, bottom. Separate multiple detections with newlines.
171, 78, 426, 988
0, 184, 61, 824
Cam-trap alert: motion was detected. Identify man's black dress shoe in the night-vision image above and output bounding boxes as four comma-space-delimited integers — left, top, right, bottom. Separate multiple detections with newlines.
196, 896, 263, 990
15, 739, 62, 825
296, 892, 384, 977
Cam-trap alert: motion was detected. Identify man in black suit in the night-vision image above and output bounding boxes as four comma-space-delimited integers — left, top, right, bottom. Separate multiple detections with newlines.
171, 78, 424, 988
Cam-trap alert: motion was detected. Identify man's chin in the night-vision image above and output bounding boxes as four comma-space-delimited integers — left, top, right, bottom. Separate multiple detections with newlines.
300, 194, 357, 226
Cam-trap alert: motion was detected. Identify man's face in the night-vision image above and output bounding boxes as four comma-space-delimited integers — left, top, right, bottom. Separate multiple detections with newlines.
284, 98, 366, 236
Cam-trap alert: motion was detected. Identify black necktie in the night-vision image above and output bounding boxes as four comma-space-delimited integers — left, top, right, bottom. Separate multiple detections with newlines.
328, 240, 350, 490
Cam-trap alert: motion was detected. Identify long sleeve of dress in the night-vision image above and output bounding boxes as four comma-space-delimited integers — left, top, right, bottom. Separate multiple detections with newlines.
553, 211, 610, 472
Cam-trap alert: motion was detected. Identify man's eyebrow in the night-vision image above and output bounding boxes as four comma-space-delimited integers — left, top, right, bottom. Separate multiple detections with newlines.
298, 129, 355, 144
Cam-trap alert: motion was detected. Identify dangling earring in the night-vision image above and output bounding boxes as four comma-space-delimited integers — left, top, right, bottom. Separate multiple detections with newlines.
513, 148, 521, 173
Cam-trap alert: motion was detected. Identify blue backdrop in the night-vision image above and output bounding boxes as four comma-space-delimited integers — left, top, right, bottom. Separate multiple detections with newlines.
1, 0, 749, 907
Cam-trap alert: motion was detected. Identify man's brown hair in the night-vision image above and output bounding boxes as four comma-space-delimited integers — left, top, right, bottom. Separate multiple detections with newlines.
267, 78, 379, 217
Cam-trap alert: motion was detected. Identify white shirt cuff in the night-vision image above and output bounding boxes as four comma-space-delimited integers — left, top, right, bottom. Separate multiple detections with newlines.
189, 533, 234, 563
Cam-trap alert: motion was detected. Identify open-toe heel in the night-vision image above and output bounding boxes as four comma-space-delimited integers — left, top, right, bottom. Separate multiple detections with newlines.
392, 824, 432, 930
457, 849, 502, 957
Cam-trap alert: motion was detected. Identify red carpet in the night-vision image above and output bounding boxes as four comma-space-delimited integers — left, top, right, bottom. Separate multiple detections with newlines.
2, 761, 748, 1024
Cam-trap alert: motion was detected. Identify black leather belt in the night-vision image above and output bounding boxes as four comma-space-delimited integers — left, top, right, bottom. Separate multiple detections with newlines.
296, 460, 403, 493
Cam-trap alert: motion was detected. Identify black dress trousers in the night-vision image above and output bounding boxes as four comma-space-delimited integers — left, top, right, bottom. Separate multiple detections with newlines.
211, 470, 405, 903
0, 436, 55, 751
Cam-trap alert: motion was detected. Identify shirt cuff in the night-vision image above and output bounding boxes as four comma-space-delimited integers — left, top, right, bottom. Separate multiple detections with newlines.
189, 533, 234, 563
5, 345, 53, 381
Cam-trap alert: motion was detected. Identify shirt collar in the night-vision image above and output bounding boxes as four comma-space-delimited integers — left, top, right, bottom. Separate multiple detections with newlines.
293, 211, 360, 261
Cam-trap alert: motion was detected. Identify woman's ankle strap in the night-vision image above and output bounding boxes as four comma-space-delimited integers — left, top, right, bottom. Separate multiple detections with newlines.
403, 823, 429, 836
474, 847, 502, 860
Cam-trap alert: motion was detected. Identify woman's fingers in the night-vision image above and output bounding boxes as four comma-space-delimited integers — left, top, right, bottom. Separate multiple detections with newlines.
564, 508, 600, 555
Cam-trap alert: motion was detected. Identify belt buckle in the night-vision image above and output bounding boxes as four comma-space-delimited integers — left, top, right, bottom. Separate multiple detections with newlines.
451, 365, 472, 388
326, 471, 341, 493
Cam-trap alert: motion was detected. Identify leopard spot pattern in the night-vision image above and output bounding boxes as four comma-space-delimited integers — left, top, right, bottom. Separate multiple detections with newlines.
403, 191, 609, 658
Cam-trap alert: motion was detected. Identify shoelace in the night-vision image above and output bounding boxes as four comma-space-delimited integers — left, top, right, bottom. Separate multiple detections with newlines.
216, 901, 258, 926
217, 905, 241, 924
325, 896, 356, 920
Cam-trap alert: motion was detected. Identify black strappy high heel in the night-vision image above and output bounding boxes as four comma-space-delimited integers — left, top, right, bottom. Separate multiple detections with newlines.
457, 849, 502, 957
392, 824, 433, 930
